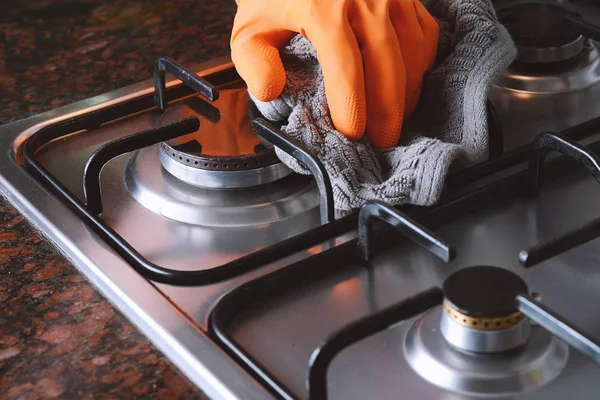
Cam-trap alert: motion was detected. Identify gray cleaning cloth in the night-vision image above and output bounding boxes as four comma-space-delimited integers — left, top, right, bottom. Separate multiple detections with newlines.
251, 0, 516, 212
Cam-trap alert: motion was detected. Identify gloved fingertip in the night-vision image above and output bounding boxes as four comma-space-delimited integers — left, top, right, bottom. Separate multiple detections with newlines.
367, 103, 404, 149
340, 128, 365, 141
253, 41, 287, 101
248, 77, 286, 102
332, 91, 366, 141
232, 37, 287, 102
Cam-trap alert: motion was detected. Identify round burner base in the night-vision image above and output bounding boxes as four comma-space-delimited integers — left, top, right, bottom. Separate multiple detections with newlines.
404, 307, 568, 397
125, 146, 319, 227
497, 47, 600, 94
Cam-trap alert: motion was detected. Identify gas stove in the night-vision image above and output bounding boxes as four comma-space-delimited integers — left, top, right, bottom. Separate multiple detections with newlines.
3, 1, 600, 399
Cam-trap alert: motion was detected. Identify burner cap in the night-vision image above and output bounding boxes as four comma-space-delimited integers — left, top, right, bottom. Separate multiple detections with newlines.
443, 266, 528, 319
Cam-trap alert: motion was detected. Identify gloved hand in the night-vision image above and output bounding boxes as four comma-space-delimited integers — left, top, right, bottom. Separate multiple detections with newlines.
230, 0, 439, 149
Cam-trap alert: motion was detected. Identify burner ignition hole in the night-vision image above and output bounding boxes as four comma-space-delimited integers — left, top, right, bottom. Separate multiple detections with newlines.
194, 161, 198, 165
204, 163, 208, 167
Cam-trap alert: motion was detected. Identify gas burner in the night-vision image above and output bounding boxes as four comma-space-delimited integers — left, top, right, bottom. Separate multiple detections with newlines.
441, 266, 531, 353
496, 2, 600, 93
157, 83, 291, 188
404, 266, 569, 397
125, 145, 319, 227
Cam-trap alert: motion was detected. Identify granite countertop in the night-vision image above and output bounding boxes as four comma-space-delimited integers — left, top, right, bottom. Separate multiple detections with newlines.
0, 1, 236, 398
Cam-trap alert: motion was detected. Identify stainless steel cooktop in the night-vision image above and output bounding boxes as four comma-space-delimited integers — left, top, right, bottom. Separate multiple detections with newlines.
3, 1, 600, 399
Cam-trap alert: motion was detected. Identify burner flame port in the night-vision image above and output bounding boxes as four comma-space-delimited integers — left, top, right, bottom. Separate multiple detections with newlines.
440, 301, 532, 354
440, 266, 532, 353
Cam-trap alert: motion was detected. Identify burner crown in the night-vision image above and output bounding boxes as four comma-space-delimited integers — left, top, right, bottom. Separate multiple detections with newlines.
443, 266, 528, 319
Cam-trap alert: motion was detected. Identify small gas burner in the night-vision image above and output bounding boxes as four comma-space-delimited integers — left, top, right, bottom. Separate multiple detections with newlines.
441, 266, 531, 353
404, 266, 568, 397
496, 2, 600, 93
157, 82, 291, 189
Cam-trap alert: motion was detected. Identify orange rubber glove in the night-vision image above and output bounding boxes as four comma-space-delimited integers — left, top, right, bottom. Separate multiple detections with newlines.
230, 0, 439, 149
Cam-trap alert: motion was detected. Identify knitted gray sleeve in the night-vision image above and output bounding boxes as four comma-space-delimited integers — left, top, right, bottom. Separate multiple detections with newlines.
250, 0, 516, 212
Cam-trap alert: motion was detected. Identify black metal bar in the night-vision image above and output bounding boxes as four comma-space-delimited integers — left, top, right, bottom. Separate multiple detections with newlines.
23, 123, 358, 286
520, 216, 600, 267
21, 61, 353, 287
520, 132, 600, 267
446, 116, 600, 189
358, 200, 455, 263
253, 118, 335, 224
306, 287, 443, 400
209, 241, 362, 400
154, 57, 219, 110
564, 14, 600, 43
178, 96, 221, 123
83, 117, 200, 214
529, 132, 600, 191
487, 99, 504, 160
516, 294, 600, 365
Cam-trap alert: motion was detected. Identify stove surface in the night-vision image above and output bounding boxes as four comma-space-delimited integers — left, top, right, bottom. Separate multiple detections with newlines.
219, 152, 600, 399
3, 3, 600, 399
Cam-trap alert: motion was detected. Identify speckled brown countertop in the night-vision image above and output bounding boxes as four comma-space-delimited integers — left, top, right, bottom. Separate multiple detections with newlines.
0, 1, 236, 398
